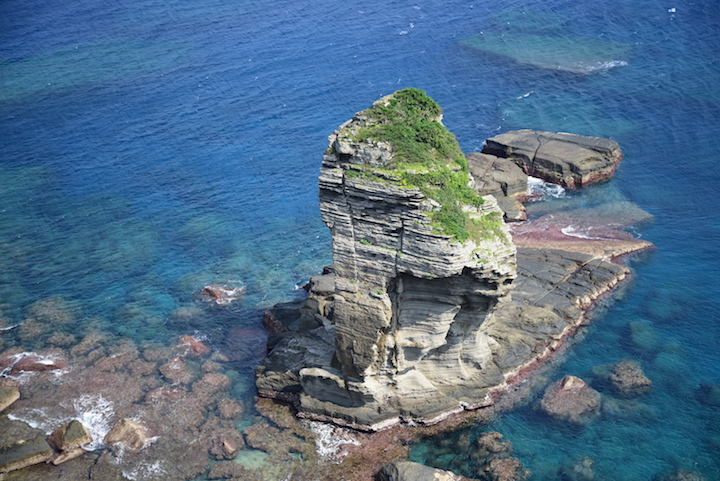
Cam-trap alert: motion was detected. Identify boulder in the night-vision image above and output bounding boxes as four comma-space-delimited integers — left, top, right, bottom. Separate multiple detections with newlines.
378, 460, 476, 481
482, 130, 622, 189
484, 457, 531, 481
467, 152, 528, 221
208, 429, 244, 460
104, 418, 155, 451
0, 386, 20, 413
596, 360, 652, 398
197, 284, 245, 305
177, 335, 211, 357
539, 376, 601, 425
48, 419, 92, 452
0, 436, 54, 473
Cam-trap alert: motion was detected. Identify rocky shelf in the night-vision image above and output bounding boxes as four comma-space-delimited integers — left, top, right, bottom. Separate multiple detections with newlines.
255, 89, 652, 432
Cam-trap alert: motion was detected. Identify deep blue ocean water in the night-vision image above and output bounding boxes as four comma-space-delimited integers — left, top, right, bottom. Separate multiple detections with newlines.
1, 0, 719, 479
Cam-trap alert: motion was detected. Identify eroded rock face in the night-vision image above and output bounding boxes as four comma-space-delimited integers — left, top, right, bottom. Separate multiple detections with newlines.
482, 130, 622, 189
294, 90, 517, 428
256, 91, 638, 431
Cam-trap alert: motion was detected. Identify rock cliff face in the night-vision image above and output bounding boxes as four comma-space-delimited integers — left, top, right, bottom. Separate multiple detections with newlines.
258, 90, 518, 429
305, 90, 516, 428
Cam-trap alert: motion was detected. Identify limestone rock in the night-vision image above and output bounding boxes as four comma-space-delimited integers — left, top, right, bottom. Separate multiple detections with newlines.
0, 386, 20, 413
378, 460, 477, 481
482, 130, 622, 189
539, 376, 601, 425
596, 360, 652, 398
256, 91, 637, 432
467, 152, 528, 221
104, 418, 155, 451
484, 457, 531, 481
48, 419, 92, 452
0, 436, 54, 473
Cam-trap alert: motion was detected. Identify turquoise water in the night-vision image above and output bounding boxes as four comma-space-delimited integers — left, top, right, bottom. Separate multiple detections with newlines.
1, 0, 719, 479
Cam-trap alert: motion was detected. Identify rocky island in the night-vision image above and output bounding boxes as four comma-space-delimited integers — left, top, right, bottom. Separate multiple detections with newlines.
0, 89, 655, 481
255, 88, 652, 434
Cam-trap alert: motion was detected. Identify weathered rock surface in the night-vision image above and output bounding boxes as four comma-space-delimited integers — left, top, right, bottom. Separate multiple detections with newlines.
256, 92, 643, 434
594, 359, 652, 398
48, 420, 92, 452
0, 436, 54, 474
539, 375, 602, 425
482, 130, 622, 189
104, 418, 155, 451
378, 460, 477, 481
467, 152, 528, 222
260, 90, 518, 429
0, 386, 20, 413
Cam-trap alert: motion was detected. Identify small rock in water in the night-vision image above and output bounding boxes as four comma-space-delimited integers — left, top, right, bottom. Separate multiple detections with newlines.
197, 284, 246, 305
606, 360, 652, 398
208, 429, 244, 460
48, 419, 93, 452
559, 456, 595, 481
177, 334, 211, 357
652, 468, 707, 481
694, 383, 720, 407
104, 418, 156, 451
539, 375, 602, 425
159, 356, 195, 385
9, 354, 66, 374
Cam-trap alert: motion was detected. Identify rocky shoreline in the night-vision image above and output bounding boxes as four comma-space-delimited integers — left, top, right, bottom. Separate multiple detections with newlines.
255, 90, 654, 436
0, 90, 658, 481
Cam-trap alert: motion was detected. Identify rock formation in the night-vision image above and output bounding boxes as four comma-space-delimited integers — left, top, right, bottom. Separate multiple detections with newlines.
378, 460, 478, 481
539, 375, 602, 425
482, 129, 622, 189
256, 89, 644, 431
259, 89, 517, 429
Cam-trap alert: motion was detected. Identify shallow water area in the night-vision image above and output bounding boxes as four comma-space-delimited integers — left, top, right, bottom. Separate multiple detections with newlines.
2, 0, 720, 479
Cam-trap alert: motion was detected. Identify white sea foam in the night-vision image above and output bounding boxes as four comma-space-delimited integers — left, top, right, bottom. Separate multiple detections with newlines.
306, 421, 361, 463
7, 408, 55, 433
8, 394, 114, 451
577, 59, 629, 73
527, 176, 566, 200
72, 394, 115, 451
561, 225, 607, 240
122, 461, 167, 480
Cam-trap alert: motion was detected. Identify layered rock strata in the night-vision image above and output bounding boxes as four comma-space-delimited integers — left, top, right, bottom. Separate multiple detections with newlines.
466, 152, 528, 222
256, 90, 640, 431
482, 129, 622, 188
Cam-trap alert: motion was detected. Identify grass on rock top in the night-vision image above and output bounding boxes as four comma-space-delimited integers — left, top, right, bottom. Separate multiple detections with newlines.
345, 88, 496, 244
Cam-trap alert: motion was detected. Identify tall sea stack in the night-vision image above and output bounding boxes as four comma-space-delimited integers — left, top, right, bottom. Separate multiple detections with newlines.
255, 89, 636, 430
259, 89, 517, 429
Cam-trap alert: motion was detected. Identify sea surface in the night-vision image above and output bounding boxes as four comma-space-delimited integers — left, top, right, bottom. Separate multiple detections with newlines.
1, 0, 719, 479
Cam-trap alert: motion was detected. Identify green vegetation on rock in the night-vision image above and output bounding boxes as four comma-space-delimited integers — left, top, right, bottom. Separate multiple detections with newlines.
347, 88, 492, 243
